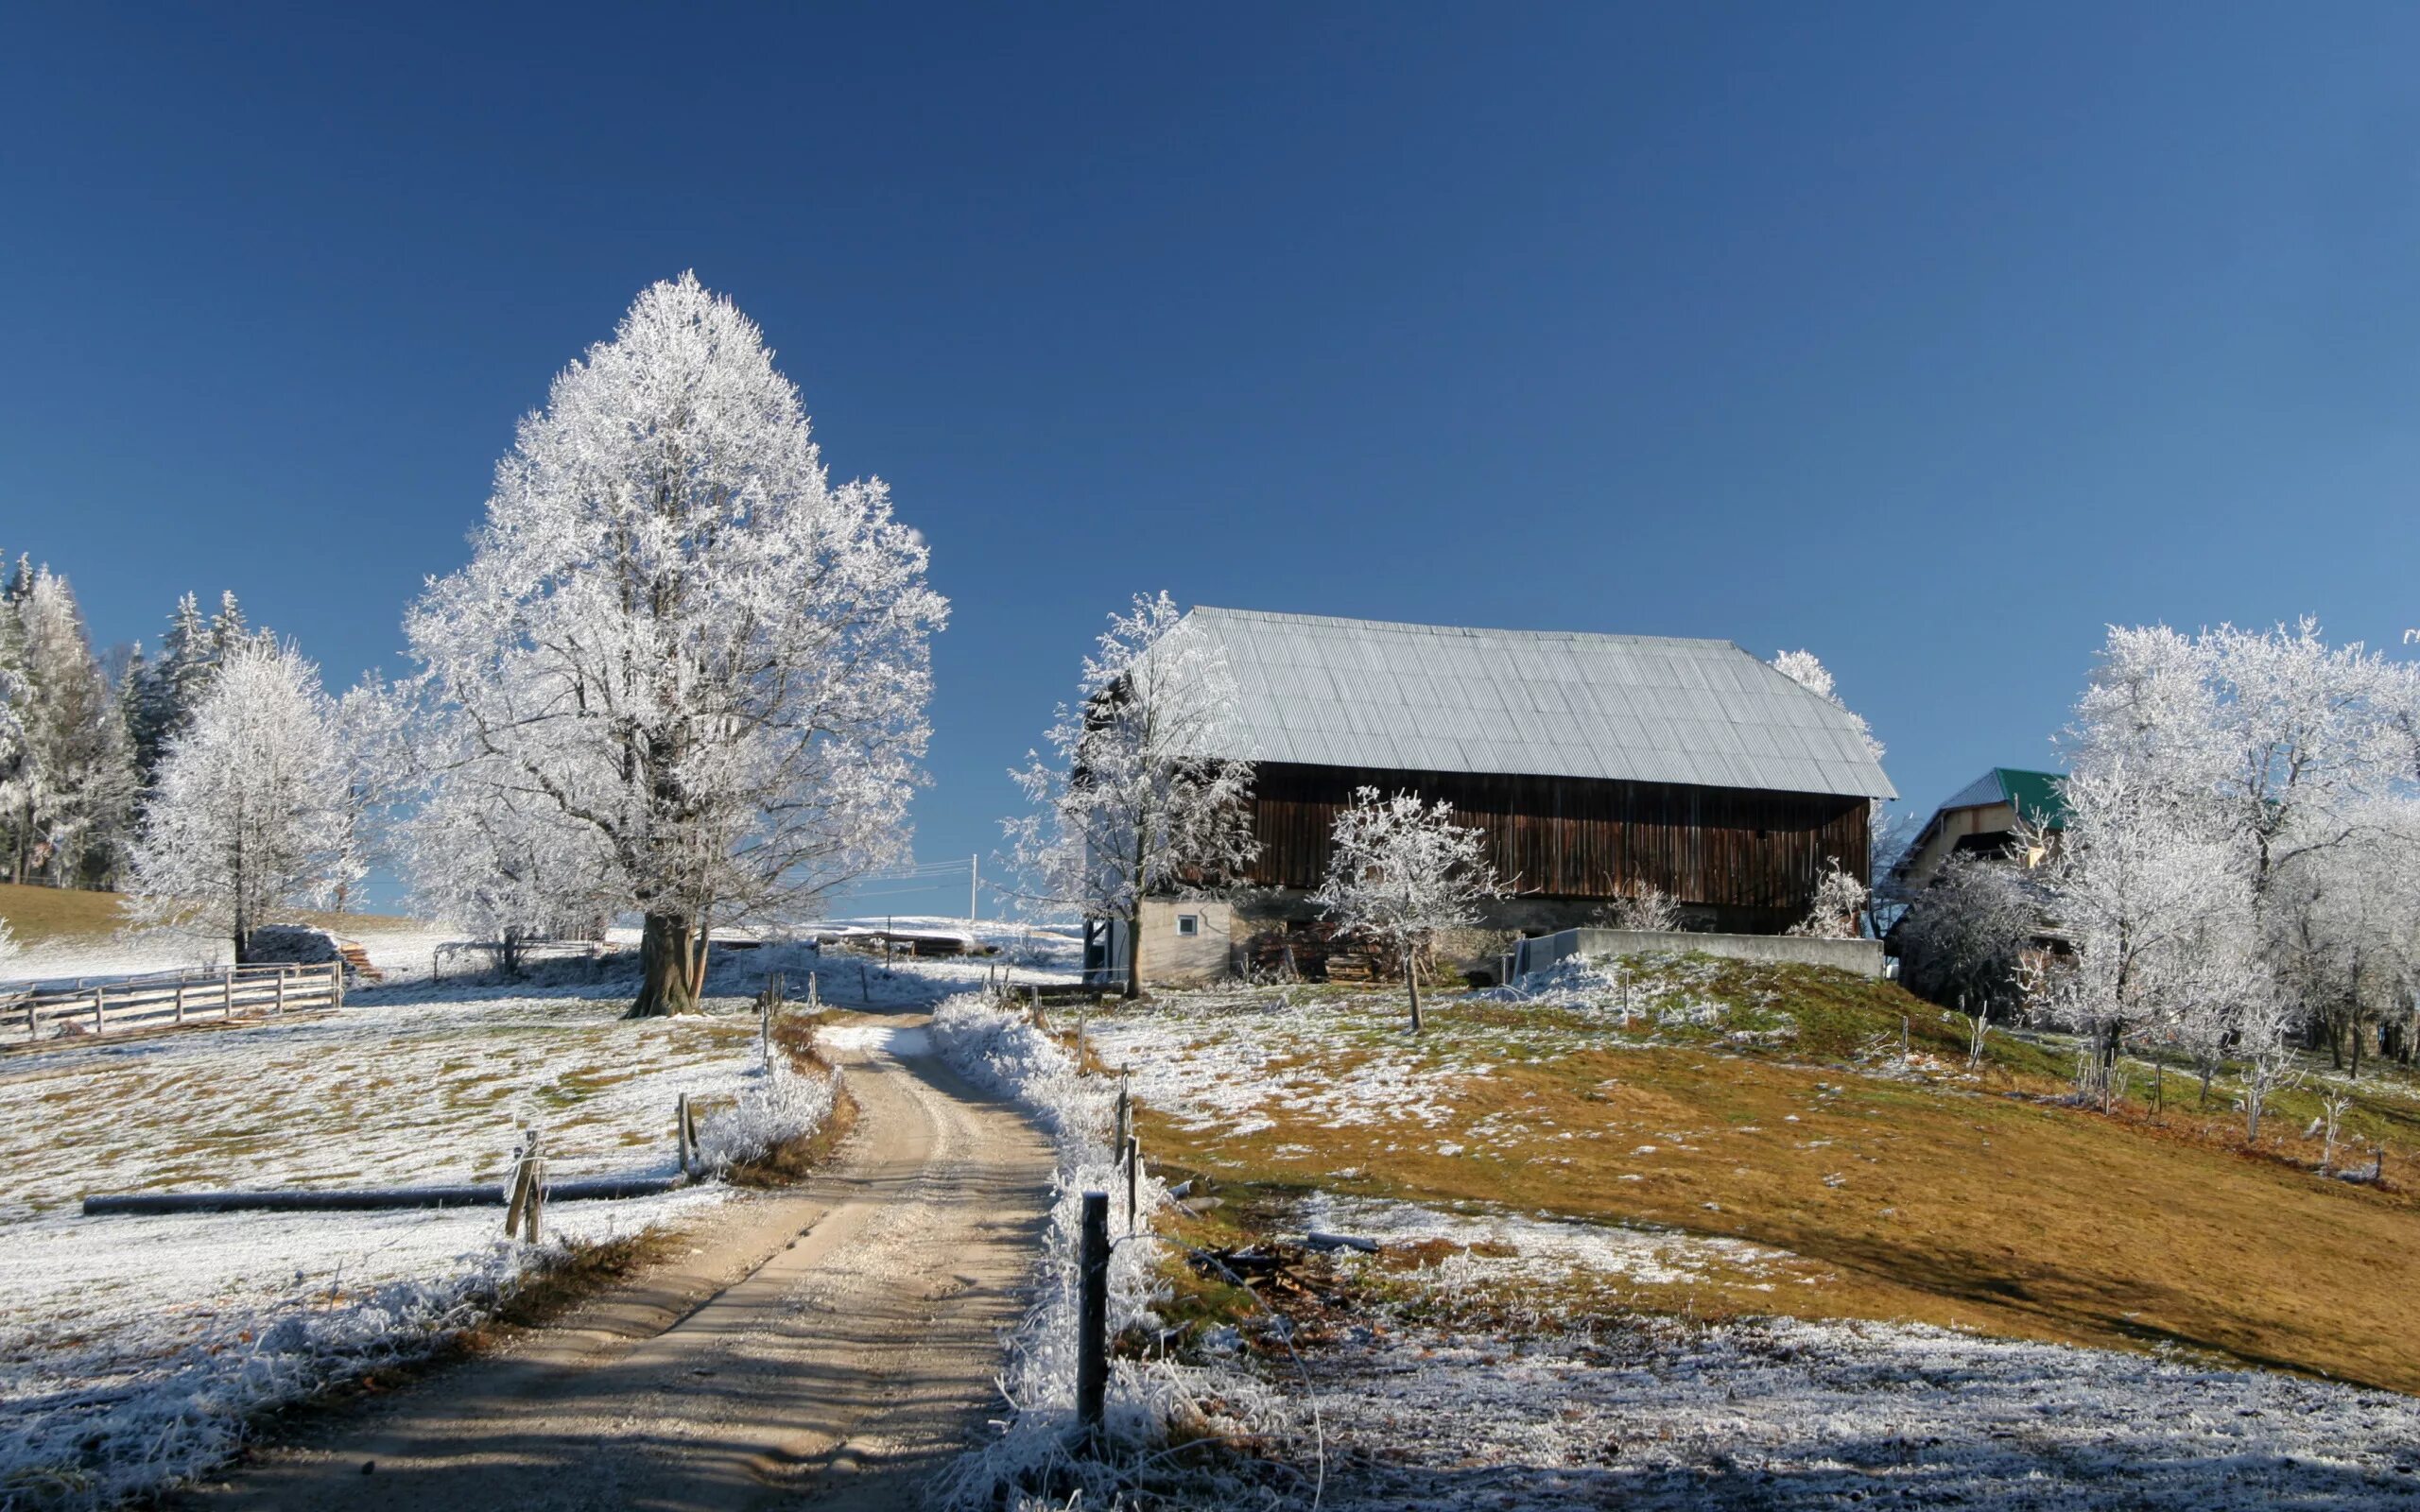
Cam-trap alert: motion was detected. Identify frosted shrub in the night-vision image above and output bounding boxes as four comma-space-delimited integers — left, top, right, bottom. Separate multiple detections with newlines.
694, 1060, 838, 1172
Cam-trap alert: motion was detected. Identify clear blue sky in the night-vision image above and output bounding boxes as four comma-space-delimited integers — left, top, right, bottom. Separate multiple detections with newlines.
6, 5, 2417, 917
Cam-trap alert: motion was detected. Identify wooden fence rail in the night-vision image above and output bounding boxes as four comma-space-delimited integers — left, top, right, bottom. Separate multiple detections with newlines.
5, 961, 345, 1045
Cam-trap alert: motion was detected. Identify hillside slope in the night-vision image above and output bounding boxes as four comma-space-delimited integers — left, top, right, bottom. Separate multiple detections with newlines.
1090, 953, 2420, 1395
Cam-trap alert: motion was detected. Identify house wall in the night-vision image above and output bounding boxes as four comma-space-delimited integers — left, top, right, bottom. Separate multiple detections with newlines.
1896, 800, 2016, 893
1136, 899, 1233, 986
1245, 762, 1872, 921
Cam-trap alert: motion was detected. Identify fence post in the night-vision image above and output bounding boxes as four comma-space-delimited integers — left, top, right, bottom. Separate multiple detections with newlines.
1077, 1191, 1109, 1440
332, 959, 344, 1010
93, 985, 106, 1036
677, 1093, 694, 1177
174, 980, 186, 1024
524, 1134, 545, 1243
1115, 1079, 1130, 1156
1126, 1134, 1140, 1234
274, 970, 286, 1017
504, 1148, 530, 1237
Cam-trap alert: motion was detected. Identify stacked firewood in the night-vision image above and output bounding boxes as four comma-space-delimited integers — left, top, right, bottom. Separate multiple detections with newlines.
1243, 921, 1412, 984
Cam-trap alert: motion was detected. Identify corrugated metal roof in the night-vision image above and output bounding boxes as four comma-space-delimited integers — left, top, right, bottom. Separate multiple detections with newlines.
1171, 607, 1896, 800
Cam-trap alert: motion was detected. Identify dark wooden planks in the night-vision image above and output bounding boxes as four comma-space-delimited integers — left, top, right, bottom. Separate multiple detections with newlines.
1245, 763, 1869, 911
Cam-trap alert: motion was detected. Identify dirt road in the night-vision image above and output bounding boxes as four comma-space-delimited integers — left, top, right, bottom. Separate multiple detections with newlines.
181, 1016, 1050, 1512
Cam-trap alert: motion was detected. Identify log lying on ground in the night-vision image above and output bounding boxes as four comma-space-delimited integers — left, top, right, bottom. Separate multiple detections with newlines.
82, 1173, 686, 1216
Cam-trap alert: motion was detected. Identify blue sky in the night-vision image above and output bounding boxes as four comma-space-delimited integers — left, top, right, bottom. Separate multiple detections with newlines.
5, 5, 2418, 917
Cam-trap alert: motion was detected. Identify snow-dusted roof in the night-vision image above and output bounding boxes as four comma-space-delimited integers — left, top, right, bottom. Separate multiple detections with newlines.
1178, 607, 1896, 800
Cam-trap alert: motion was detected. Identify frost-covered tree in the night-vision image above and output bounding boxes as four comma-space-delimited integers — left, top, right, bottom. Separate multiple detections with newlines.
323, 672, 418, 917
2234, 989, 2303, 1143
1594, 884, 1684, 933
2033, 627, 2266, 1105
6, 568, 135, 887
127, 640, 351, 962
2197, 619, 2405, 911
404, 773, 613, 973
407, 274, 944, 1016
2261, 802, 2420, 1077
1772, 647, 1892, 932
1895, 854, 2036, 1021
1314, 786, 1505, 1032
1007, 593, 1257, 1000
1786, 859, 1870, 939
2040, 620, 2420, 1096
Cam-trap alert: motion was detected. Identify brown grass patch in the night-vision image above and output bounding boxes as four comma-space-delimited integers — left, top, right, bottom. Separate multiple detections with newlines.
0, 881, 416, 949
1130, 971, 2420, 1395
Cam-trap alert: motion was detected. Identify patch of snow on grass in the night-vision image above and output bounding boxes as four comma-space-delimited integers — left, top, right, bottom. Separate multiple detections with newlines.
1299, 1193, 1791, 1289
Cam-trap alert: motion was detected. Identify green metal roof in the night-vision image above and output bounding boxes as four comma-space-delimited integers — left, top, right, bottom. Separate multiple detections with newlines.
1994, 768, 2067, 829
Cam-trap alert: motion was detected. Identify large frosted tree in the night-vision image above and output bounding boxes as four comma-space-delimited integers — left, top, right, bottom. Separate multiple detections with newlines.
406, 274, 944, 1017
1008, 593, 1258, 999
127, 640, 350, 962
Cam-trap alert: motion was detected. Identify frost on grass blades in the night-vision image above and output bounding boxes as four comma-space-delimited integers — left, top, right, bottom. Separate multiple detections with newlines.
1308, 1314, 2420, 1511
926, 992, 1295, 1510
4, 1240, 530, 1511
694, 1057, 839, 1173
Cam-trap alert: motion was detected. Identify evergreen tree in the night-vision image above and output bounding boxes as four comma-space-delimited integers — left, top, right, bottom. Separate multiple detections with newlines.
207, 591, 250, 664
8, 568, 136, 886
126, 593, 216, 790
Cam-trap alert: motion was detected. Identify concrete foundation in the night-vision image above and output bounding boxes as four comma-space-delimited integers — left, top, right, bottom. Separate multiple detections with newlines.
1512, 926, 1884, 979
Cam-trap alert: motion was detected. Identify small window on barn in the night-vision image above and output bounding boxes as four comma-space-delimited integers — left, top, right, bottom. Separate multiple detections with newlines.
1176, 913, 1201, 937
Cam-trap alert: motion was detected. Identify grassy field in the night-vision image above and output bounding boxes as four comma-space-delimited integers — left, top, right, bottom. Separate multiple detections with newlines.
0, 881, 417, 947
1090, 954, 2420, 1396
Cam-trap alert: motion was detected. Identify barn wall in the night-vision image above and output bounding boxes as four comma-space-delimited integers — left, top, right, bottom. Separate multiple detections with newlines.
1245, 763, 1870, 918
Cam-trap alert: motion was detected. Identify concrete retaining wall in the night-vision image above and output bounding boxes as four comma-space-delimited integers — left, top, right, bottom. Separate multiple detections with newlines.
1512, 927, 1883, 980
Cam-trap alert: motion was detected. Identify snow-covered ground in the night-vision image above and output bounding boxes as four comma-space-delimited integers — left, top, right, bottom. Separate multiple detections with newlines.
0, 970, 831, 1509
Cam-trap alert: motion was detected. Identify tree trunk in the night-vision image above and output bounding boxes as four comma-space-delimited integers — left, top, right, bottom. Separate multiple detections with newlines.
1122, 902, 1141, 1001
1406, 955, 1424, 1034
632, 912, 700, 1017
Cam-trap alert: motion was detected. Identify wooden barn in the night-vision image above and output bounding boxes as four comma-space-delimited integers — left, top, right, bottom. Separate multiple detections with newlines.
1097, 608, 1896, 986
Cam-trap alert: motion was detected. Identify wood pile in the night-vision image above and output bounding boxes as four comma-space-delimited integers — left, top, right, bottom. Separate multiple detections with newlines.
336, 940, 384, 984
1323, 953, 1377, 984
1186, 1244, 1328, 1305
1245, 921, 1429, 986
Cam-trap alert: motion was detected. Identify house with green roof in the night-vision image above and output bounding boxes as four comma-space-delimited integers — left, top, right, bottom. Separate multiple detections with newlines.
1890, 767, 2068, 896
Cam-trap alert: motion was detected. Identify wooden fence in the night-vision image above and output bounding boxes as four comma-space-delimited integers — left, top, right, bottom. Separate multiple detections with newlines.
6, 961, 345, 1045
